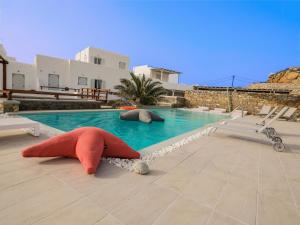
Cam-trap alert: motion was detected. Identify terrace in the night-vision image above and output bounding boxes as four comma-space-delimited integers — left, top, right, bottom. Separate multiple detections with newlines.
0, 116, 299, 225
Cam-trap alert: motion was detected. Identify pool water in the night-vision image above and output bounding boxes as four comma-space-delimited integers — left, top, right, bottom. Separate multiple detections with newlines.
23, 109, 228, 151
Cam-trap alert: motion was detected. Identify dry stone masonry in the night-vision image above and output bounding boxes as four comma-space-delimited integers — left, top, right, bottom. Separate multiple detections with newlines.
185, 89, 300, 119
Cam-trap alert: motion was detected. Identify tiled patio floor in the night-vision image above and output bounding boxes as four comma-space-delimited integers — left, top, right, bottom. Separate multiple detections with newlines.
0, 116, 300, 225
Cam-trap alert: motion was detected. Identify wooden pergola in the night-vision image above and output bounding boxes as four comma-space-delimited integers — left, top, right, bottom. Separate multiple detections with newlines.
0, 55, 9, 93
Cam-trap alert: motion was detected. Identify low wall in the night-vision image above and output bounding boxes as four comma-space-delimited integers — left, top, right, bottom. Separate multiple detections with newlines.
158, 96, 186, 107
185, 90, 300, 119
17, 99, 104, 111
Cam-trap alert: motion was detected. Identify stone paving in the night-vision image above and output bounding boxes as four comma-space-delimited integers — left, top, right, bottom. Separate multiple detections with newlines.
0, 117, 300, 225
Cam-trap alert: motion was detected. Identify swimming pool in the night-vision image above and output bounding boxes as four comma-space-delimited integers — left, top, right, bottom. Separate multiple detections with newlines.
23, 109, 228, 151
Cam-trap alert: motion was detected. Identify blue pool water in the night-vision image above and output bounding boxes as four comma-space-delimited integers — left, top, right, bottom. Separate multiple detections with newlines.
23, 109, 228, 151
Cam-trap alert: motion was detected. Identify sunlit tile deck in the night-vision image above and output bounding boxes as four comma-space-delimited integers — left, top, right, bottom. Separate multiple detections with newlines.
0, 117, 300, 225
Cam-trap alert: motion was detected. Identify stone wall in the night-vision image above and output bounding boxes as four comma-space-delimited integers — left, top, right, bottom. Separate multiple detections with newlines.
18, 99, 104, 111
185, 90, 300, 119
0, 100, 20, 113
158, 96, 186, 107
248, 83, 300, 95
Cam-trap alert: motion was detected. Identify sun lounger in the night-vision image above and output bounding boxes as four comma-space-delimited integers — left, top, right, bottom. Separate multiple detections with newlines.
280, 107, 297, 120
256, 107, 278, 125
257, 105, 272, 116
0, 117, 40, 136
209, 107, 288, 151
231, 109, 248, 118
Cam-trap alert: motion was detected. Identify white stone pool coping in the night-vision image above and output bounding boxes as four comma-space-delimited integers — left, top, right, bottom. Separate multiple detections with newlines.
3, 108, 237, 172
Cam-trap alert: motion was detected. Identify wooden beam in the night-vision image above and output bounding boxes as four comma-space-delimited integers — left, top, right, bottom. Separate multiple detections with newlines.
3, 62, 7, 90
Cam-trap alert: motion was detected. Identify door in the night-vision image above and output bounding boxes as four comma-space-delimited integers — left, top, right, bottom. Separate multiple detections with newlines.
48, 74, 59, 88
12, 73, 25, 89
94, 79, 102, 89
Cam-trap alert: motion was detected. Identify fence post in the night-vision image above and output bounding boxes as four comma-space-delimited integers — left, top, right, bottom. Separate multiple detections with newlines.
227, 87, 233, 112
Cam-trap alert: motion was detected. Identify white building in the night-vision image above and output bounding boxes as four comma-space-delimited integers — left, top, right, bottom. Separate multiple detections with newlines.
0, 44, 193, 98
0, 45, 130, 93
133, 65, 193, 94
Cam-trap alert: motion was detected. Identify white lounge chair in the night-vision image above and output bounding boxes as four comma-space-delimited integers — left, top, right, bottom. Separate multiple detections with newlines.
257, 105, 272, 116
256, 106, 278, 125
280, 107, 297, 120
209, 107, 288, 151
231, 109, 248, 118
0, 117, 40, 136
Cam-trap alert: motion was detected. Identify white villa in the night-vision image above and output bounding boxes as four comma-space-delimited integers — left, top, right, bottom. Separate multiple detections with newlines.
0, 44, 192, 97
133, 65, 193, 93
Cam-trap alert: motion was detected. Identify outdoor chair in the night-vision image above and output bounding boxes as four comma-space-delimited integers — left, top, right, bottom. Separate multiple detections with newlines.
0, 117, 40, 136
280, 107, 297, 120
257, 105, 272, 116
209, 107, 288, 152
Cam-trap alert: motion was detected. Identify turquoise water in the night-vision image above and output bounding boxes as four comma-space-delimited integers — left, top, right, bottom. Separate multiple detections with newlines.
23, 109, 228, 151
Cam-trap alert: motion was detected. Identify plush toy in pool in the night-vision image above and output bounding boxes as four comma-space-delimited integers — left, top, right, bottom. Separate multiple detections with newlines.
120, 109, 164, 123
22, 127, 140, 174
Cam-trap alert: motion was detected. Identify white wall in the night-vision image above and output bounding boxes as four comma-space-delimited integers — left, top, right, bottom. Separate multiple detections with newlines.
168, 73, 179, 84
35, 55, 70, 89
69, 60, 131, 91
75, 47, 130, 71
0, 61, 37, 90
133, 65, 151, 78
133, 65, 188, 89
161, 81, 193, 91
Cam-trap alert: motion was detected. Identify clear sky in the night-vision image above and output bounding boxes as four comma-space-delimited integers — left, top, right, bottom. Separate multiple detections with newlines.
0, 0, 300, 86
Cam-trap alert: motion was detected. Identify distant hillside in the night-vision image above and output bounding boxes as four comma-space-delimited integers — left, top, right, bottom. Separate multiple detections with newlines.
267, 67, 300, 84
247, 67, 300, 95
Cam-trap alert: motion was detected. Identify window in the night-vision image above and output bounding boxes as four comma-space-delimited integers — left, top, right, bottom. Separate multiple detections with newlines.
94, 57, 102, 65
48, 74, 59, 88
12, 73, 25, 89
78, 76, 88, 85
155, 73, 161, 80
119, 61, 126, 69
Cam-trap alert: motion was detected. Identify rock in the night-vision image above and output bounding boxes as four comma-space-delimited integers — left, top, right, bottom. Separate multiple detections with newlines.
267, 67, 300, 84
120, 109, 164, 123
133, 161, 150, 175
138, 110, 152, 123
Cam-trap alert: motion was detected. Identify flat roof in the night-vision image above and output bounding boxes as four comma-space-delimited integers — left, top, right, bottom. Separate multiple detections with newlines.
150, 66, 181, 74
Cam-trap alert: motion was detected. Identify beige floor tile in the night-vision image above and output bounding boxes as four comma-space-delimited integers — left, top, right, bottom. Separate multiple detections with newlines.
261, 176, 294, 204
0, 186, 83, 225
0, 166, 45, 191
207, 211, 247, 225
33, 197, 107, 225
182, 173, 226, 208
0, 152, 20, 164
215, 183, 257, 225
94, 214, 124, 225
154, 164, 197, 192
0, 158, 36, 175
0, 175, 64, 211
153, 197, 211, 225
111, 184, 177, 225
87, 170, 160, 212
289, 180, 300, 208
280, 158, 300, 181
257, 194, 300, 225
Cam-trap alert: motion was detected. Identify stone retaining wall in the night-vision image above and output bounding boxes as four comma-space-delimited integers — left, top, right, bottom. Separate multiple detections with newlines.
185, 90, 300, 119
158, 96, 186, 107
18, 99, 104, 111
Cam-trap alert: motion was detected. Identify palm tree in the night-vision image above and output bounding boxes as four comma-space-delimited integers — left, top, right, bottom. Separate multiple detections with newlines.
114, 72, 166, 105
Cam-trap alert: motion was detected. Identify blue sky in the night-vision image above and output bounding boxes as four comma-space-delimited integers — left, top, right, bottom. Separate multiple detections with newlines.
0, 0, 300, 86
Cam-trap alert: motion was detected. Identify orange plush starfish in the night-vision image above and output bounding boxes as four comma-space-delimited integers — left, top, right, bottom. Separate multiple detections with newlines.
22, 127, 140, 174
